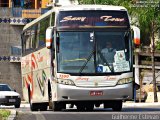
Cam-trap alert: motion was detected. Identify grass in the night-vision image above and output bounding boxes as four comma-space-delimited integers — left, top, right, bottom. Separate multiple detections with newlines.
0, 110, 11, 120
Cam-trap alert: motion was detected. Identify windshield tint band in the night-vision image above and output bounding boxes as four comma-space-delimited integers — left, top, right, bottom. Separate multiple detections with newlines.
57, 10, 129, 29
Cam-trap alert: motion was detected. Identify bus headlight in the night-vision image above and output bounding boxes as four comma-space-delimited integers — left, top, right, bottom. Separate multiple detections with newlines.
117, 78, 133, 85
57, 79, 75, 86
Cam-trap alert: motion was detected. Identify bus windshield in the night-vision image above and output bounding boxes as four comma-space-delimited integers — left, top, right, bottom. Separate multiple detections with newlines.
57, 31, 131, 74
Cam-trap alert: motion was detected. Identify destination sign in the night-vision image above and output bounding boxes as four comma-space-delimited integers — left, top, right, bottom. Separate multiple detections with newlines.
57, 11, 129, 29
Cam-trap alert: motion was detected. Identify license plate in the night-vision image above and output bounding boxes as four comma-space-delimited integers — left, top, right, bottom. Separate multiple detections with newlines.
9, 99, 16, 102
90, 91, 103, 96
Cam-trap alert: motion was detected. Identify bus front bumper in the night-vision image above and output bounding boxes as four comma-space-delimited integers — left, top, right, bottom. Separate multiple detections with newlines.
56, 83, 133, 101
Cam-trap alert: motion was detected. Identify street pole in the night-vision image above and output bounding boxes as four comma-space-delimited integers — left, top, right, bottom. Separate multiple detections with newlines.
139, 73, 143, 102
151, 21, 158, 102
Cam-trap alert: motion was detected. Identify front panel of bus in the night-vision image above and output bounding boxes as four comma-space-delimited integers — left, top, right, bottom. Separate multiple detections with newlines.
53, 10, 133, 101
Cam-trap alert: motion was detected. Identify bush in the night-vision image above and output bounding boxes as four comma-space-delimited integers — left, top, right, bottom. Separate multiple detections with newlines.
0, 110, 11, 120
156, 41, 160, 50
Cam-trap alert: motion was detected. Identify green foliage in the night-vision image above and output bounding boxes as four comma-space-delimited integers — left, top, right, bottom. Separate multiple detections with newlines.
80, 0, 132, 6
145, 56, 151, 61
80, 0, 160, 46
156, 41, 160, 50
134, 0, 160, 45
0, 110, 11, 119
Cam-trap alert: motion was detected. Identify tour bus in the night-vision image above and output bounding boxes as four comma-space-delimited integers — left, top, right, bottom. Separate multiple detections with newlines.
21, 5, 140, 111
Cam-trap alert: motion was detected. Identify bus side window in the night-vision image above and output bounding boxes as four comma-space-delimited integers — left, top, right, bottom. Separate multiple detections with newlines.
24, 29, 32, 52
36, 23, 40, 48
31, 24, 39, 49
21, 33, 26, 54
39, 17, 50, 47
51, 13, 55, 26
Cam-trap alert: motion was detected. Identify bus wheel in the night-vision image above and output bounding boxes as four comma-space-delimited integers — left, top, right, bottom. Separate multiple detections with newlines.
30, 103, 38, 111
28, 88, 38, 111
112, 100, 122, 111
76, 104, 85, 111
48, 82, 52, 109
48, 91, 53, 109
104, 101, 112, 109
39, 103, 48, 111
52, 102, 65, 111
86, 104, 94, 111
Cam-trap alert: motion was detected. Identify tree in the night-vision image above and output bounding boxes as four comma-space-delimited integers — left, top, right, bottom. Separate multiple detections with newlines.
80, 0, 160, 45
133, 0, 160, 102
136, 0, 160, 45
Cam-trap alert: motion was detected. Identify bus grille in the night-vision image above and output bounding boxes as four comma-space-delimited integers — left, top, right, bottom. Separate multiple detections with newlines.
75, 80, 117, 87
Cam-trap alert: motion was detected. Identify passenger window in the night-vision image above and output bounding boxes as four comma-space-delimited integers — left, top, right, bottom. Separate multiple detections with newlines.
39, 17, 50, 47
51, 13, 55, 26
25, 29, 32, 51
31, 25, 38, 49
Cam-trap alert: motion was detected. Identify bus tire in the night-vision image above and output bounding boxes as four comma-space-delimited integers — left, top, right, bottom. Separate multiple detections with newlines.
28, 87, 38, 111
76, 104, 85, 111
39, 103, 48, 111
30, 103, 39, 111
48, 82, 53, 109
112, 100, 122, 111
86, 103, 94, 111
52, 102, 65, 111
104, 101, 112, 108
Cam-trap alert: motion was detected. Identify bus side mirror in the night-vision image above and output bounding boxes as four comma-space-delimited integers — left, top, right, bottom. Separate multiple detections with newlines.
46, 27, 54, 49
131, 26, 140, 46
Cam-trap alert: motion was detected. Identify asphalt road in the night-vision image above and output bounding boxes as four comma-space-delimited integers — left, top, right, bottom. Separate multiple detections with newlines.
2, 103, 160, 120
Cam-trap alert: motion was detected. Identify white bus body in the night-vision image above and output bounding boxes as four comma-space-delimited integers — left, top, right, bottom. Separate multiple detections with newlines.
21, 5, 140, 111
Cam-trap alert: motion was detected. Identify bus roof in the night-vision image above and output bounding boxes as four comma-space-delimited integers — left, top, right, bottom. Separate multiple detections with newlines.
23, 5, 127, 31
56, 5, 127, 11
23, 9, 54, 31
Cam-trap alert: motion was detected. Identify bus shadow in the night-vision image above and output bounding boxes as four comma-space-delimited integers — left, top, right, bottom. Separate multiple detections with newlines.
59, 107, 160, 112
122, 107, 160, 112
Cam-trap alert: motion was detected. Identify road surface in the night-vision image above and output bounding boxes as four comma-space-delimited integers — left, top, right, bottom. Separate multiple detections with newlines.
1, 102, 160, 120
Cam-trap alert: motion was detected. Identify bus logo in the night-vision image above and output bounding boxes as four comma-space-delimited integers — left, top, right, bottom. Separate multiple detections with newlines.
60, 16, 86, 22
76, 77, 89, 81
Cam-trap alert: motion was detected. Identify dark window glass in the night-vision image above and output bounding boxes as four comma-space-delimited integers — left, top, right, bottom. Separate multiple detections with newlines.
0, 85, 12, 91
0, 0, 9, 7
39, 17, 50, 46
31, 25, 38, 49
51, 13, 55, 26
57, 31, 131, 74
24, 29, 32, 51
13, 0, 21, 7
22, 16, 51, 54
11, 46, 21, 55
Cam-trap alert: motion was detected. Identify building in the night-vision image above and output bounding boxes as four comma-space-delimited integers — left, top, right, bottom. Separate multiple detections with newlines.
0, 0, 51, 98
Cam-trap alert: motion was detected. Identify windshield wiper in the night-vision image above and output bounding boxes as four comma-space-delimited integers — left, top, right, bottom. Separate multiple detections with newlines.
78, 49, 113, 75
79, 48, 95, 75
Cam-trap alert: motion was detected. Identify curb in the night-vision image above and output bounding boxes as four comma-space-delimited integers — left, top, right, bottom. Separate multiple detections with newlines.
123, 102, 160, 107
21, 101, 28, 104
7, 109, 16, 120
